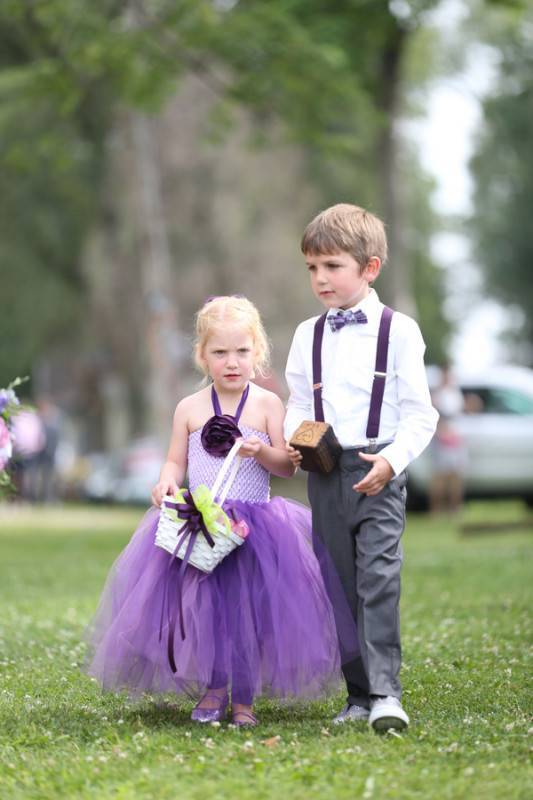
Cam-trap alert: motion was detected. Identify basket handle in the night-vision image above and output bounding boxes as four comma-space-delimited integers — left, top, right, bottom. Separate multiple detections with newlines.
210, 439, 242, 505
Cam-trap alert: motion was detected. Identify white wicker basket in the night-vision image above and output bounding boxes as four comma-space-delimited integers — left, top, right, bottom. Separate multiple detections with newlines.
154, 440, 245, 573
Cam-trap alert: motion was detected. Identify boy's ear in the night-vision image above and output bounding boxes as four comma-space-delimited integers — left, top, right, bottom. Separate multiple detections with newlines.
364, 256, 381, 283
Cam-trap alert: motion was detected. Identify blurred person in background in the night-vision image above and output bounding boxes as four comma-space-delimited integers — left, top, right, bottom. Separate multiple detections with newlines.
34, 395, 62, 503
11, 407, 46, 501
12, 396, 62, 503
429, 365, 467, 515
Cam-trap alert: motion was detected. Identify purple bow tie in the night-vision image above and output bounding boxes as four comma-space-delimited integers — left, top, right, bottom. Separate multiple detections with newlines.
327, 309, 368, 332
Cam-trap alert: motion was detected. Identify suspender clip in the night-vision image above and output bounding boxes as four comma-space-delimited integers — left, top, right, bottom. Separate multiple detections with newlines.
374, 371, 387, 378
367, 438, 378, 453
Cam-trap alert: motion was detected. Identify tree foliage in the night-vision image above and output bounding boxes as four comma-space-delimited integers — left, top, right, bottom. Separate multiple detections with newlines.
1, 0, 450, 391
469, 3, 533, 351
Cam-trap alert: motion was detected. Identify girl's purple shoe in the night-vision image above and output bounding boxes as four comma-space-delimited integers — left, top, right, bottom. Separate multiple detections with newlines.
191, 691, 229, 723
231, 710, 258, 727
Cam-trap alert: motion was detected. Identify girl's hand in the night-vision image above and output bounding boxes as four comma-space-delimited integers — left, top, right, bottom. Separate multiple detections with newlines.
286, 442, 303, 468
151, 479, 179, 507
238, 436, 263, 459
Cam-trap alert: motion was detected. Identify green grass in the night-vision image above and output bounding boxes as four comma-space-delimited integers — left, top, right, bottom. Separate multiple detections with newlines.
0, 501, 531, 799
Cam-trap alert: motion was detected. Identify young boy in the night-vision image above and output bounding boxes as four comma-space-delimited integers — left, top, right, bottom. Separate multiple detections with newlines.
285, 203, 438, 731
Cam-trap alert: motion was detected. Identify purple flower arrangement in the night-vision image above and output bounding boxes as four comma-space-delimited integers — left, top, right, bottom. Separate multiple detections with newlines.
0, 377, 26, 497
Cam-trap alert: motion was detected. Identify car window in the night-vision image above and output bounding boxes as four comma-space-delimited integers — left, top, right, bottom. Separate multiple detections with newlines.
461, 387, 533, 415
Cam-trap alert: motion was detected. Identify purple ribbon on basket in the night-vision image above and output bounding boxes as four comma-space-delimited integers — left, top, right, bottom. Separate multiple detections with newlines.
159, 492, 216, 672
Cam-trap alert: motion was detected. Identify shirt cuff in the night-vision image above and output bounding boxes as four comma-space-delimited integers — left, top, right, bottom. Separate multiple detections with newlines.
283, 411, 306, 442
378, 444, 408, 477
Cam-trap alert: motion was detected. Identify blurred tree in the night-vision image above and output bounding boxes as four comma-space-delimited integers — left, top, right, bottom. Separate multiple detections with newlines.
469, 2, 533, 356
0, 0, 117, 385
1, 0, 454, 435
399, 148, 450, 365
203, 0, 444, 314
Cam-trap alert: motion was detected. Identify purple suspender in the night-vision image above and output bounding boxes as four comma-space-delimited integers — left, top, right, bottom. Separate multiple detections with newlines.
312, 306, 394, 443
366, 306, 393, 440
312, 313, 328, 422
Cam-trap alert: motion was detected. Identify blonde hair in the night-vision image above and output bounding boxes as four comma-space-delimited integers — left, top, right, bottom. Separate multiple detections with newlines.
301, 203, 388, 268
194, 296, 270, 377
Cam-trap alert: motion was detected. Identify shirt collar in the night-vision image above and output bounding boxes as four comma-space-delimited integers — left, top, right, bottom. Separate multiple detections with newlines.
327, 288, 381, 318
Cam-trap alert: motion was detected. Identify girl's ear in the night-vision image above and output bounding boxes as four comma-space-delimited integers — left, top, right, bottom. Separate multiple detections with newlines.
251, 345, 260, 380
196, 345, 208, 375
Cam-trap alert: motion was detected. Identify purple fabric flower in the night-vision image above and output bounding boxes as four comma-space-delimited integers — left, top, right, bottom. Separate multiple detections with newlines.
201, 414, 242, 457
0, 391, 8, 414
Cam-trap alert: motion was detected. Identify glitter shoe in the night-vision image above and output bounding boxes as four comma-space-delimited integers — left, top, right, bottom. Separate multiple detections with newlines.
191, 691, 229, 723
231, 710, 258, 727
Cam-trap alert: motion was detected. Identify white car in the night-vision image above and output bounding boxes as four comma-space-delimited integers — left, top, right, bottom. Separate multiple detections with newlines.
83, 437, 165, 505
407, 366, 533, 509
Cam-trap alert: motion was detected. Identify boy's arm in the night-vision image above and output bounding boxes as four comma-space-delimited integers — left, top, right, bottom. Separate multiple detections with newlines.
379, 317, 439, 476
284, 326, 313, 441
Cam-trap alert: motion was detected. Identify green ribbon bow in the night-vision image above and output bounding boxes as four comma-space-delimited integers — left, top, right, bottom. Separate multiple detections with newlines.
165, 484, 231, 538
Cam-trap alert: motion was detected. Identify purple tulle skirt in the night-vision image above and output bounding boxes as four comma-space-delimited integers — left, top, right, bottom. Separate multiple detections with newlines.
84, 497, 359, 703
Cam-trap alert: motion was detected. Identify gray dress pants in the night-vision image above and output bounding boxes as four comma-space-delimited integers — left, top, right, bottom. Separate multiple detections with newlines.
308, 446, 407, 708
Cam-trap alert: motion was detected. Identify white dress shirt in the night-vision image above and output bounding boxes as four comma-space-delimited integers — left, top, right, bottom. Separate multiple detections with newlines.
284, 289, 439, 476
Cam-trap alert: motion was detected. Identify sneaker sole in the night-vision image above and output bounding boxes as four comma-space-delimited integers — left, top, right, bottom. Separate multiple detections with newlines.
371, 715, 408, 733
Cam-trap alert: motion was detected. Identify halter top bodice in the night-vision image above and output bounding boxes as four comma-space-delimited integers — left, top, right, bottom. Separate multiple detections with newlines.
187, 426, 270, 503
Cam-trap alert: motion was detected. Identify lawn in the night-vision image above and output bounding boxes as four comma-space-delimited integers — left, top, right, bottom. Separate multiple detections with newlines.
0, 499, 531, 799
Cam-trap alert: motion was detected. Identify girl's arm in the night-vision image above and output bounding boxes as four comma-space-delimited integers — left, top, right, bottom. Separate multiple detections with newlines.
238, 394, 296, 478
151, 400, 189, 506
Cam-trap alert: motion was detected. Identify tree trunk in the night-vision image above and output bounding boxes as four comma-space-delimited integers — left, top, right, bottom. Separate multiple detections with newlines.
131, 112, 182, 446
376, 23, 417, 317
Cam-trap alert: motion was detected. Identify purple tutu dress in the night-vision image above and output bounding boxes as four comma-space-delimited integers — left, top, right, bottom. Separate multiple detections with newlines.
85, 391, 358, 704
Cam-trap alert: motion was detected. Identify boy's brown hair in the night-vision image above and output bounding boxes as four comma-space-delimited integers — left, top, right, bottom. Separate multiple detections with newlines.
301, 203, 388, 268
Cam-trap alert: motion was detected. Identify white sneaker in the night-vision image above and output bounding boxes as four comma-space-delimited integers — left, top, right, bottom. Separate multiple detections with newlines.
369, 696, 409, 732
332, 702, 370, 725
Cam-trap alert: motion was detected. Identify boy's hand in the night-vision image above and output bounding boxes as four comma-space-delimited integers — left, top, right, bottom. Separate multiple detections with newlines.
286, 442, 303, 468
353, 453, 394, 496
152, 479, 179, 507
238, 436, 263, 458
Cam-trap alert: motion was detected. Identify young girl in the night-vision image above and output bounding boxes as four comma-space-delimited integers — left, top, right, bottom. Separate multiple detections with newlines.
85, 296, 358, 726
